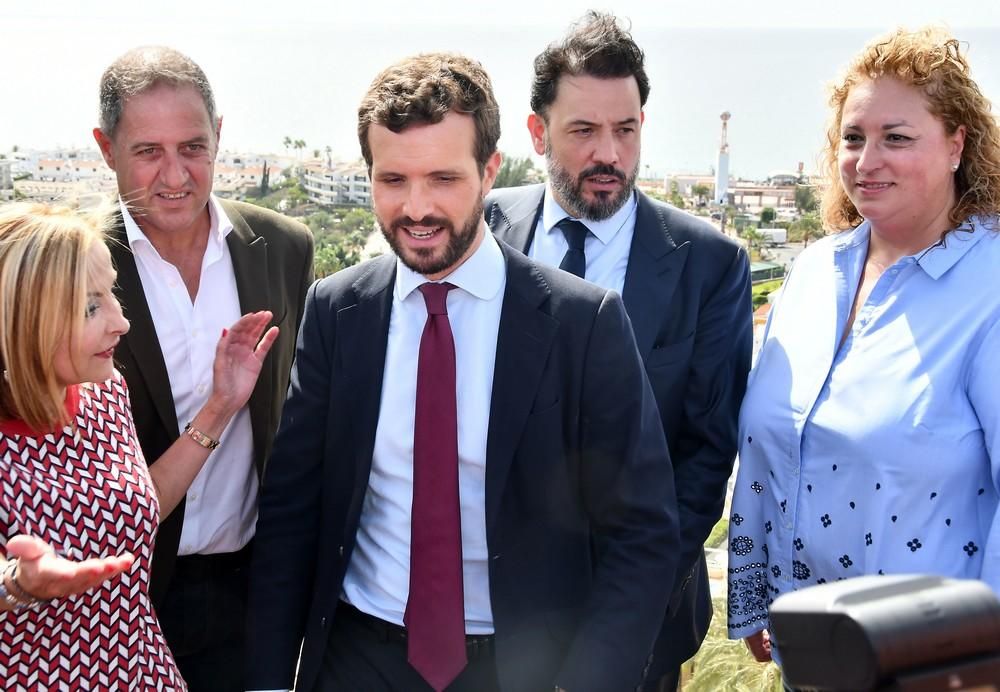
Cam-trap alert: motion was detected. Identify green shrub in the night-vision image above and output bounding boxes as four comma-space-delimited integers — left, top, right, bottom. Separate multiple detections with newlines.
682, 598, 783, 691
704, 518, 729, 550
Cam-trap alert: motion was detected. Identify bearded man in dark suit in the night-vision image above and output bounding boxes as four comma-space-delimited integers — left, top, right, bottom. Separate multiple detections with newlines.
246, 51, 680, 692
486, 13, 753, 691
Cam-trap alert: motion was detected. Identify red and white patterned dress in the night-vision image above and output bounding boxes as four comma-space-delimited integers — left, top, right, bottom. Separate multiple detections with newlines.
0, 371, 184, 690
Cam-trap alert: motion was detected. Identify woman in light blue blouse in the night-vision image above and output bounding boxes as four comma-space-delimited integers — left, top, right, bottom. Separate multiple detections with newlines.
728, 27, 1000, 664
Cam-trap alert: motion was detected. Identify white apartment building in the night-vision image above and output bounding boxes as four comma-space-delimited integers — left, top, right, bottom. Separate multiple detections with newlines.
302, 162, 371, 207
0, 160, 13, 201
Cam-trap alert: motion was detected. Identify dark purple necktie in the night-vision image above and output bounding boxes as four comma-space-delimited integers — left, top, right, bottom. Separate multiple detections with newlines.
404, 282, 466, 691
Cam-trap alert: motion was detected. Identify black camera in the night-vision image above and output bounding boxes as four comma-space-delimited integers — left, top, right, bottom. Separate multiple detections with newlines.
769, 575, 1000, 691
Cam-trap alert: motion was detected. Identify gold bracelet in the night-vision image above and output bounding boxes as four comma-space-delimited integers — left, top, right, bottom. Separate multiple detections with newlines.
184, 422, 221, 450
2, 560, 43, 609
0, 561, 24, 609
8, 560, 43, 605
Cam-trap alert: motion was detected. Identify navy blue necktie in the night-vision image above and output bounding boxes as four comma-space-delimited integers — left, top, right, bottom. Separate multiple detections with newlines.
557, 218, 589, 278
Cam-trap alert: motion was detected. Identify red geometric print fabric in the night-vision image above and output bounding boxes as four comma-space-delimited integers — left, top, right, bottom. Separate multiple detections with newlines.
0, 372, 184, 690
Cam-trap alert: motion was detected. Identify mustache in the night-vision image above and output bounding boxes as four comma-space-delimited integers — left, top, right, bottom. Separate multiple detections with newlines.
578, 164, 626, 183
388, 215, 453, 231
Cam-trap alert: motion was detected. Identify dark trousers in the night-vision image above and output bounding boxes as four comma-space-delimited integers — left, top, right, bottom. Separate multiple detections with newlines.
156, 544, 252, 692
317, 603, 501, 692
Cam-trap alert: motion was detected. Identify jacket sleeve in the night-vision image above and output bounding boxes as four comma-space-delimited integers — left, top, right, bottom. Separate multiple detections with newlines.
555, 291, 681, 691
671, 244, 752, 581
246, 281, 330, 689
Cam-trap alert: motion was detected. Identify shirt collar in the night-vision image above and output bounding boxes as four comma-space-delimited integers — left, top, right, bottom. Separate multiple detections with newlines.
395, 228, 506, 303
915, 217, 990, 280
0, 385, 80, 437
121, 194, 234, 252
832, 218, 990, 280
541, 185, 637, 246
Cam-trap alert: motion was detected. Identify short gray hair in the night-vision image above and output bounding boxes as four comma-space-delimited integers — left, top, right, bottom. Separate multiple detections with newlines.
98, 46, 217, 136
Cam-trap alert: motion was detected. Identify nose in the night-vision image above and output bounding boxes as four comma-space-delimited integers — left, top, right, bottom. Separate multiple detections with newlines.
855, 142, 882, 174
402, 181, 434, 222
110, 299, 130, 336
159, 151, 189, 189
592, 130, 620, 166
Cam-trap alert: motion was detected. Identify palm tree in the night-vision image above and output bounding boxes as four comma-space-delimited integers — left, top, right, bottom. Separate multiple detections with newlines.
742, 227, 766, 260
282, 136, 292, 155
790, 212, 826, 246
294, 139, 306, 160
691, 183, 710, 206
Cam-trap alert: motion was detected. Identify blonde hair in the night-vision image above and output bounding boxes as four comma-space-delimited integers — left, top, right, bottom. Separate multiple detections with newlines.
820, 26, 1000, 232
0, 202, 112, 430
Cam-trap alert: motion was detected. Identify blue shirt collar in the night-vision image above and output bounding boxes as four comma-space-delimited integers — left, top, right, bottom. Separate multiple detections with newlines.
832, 218, 991, 280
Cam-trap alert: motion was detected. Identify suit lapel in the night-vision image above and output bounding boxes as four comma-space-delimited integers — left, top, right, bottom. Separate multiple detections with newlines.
109, 215, 179, 437
622, 193, 690, 359
340, 257, 396, 518
485, 246, 558, 539
224, 201, 271, 315
223, 200, 273, 475
490, 185, 545, 252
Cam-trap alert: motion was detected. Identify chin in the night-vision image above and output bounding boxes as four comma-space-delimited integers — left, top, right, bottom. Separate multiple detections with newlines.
87, 367, 115, 384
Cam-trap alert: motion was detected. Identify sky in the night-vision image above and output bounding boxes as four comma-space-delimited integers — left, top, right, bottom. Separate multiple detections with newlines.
4, 0, 1000, 179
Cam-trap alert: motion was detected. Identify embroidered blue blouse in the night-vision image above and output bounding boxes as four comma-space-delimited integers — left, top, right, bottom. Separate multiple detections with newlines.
727, 218, 1000, 640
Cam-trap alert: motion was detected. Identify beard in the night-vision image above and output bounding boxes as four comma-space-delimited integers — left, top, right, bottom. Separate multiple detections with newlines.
545, 140, 639, 221
379, 196, 484, 277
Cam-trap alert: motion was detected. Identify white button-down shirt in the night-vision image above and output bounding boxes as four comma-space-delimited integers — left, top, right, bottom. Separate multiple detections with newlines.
122, 196, 257, 555
341, 229, 506, 635
528, 186, 637, 293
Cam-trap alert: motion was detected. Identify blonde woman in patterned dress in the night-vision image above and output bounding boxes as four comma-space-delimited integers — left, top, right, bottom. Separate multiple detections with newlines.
0, 201, 278, 690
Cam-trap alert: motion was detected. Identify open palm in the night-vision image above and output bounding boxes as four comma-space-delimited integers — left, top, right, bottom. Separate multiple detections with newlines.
210, 311, 279, 416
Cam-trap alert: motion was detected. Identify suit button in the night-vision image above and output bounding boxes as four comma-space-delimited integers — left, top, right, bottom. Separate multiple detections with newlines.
338, 545, 344, 557
321, 616, 327, 628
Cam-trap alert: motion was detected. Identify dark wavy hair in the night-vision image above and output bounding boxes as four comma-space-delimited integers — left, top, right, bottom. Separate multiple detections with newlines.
530, 11, 649, 118
357, 52, 500, 174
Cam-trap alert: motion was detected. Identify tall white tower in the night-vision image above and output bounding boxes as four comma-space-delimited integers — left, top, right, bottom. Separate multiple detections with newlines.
715, 111, 731, 205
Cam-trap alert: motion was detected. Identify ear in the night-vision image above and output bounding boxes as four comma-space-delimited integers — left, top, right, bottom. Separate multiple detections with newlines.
640, 110, 646, 127
950, 123, 966, 163
481, 150, 503, 196
214, 115, 224, 155
93, 128, 116, 170
527, 113, 547, 156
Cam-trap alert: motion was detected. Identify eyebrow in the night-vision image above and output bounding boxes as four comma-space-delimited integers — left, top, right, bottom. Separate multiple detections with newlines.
129, 135, 211, 151
842, 121, 913, 131
567, 117, 640, 127
374, 168, 465, 178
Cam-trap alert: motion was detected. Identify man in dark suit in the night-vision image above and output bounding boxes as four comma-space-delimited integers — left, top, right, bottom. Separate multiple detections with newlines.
486, 13, 753, 691
93, 46, 314, 691
246, 52, 679, 692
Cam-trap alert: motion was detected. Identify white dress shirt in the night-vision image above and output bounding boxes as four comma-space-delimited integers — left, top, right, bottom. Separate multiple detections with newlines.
527, 186, 638, 293
340, 229, 506, 635
122, 196, 257, 555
